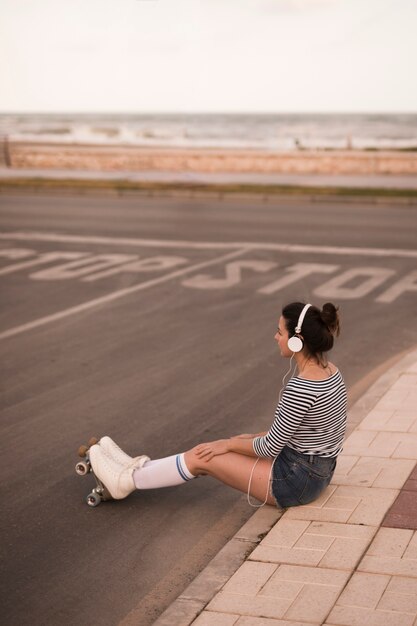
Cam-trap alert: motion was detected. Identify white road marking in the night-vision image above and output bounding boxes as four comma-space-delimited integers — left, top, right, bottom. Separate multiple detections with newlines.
1, 232, 416, 341
30, 254, 137, 281
182, 260, 276, 289
0, 248, 35, 260
0, 251, 89, 276
376, 269, 417, 303
83, 255, 187, 282
1, 231, 417, 259
0, 248, 249, 341
315, 267, 396, 299
258, 262, 338, 295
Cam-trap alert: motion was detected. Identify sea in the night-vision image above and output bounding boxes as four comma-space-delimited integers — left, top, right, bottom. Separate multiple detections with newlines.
0, 112, 416, 151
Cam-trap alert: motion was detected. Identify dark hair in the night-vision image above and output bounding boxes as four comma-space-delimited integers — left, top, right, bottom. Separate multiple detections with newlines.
282, 301, 340, 361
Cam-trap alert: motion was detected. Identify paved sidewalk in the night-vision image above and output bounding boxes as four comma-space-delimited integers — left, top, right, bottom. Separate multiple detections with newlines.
154, 348, 417, 626
1, 166, 417, 191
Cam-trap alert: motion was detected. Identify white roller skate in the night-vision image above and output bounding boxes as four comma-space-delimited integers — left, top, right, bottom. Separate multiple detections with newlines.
89, 444, 145, 500
99, 435, 149, 470
75, 436, 149, 506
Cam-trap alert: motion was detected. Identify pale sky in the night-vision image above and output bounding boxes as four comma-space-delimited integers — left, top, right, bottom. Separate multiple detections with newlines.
1, 0, 416, 113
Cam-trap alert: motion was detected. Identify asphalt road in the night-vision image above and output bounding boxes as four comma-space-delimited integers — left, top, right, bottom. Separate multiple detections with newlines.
1, 190, 416, 626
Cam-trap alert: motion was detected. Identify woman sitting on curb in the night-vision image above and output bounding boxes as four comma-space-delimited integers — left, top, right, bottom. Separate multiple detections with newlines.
88, 301, 347, 509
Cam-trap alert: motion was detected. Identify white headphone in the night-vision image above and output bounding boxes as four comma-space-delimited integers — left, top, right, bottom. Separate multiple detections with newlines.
287, 303, 312, 353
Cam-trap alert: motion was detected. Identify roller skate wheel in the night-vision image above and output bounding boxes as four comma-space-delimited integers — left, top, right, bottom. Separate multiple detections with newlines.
78, 445, 89, 458
88, 437, 99, 447
75, 461, 89, 476
86, 492, 101, 507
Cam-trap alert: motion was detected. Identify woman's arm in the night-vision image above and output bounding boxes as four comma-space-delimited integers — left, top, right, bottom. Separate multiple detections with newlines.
194, 436, 258, 461
235, 431, 268, 439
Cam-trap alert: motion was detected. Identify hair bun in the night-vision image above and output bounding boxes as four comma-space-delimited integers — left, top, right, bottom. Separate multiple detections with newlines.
321, 302, 340, 336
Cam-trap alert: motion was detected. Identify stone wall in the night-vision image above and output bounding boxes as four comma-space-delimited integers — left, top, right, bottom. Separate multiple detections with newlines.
8, 142, 417, 175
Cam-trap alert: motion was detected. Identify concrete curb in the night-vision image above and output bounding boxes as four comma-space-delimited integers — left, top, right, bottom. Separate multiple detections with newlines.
1, 168, 417, 204
153, 506, 283, 626
152, 346, 417, 626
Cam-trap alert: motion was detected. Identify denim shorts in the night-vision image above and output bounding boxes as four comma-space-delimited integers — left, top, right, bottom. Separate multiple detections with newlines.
270, 445, 337, 508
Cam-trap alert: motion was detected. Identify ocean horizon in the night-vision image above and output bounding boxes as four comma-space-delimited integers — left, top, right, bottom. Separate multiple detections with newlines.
1, 112, 416, 152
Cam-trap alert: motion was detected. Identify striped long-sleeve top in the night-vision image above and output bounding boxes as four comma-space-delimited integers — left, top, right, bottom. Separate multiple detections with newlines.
253, 370, 347, 458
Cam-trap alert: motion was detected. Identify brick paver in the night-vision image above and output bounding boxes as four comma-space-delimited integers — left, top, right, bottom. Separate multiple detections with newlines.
327, 570, 417, 626
221, 561, 278, 596
343, 431, 417, 459
250, 518, 376, 570
333, 455, 415, 488
207, 564, 350, 622
237, 618, 316, 626
382, 464, 417, 529
359, 527, 417, 577
284, 484, 398, 525
382, 490, 417, 530
193, 612, 239, 626
327, 603, 415, 625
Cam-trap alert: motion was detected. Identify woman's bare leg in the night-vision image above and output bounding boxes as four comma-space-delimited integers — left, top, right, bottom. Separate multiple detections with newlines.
184, 448, 276, 506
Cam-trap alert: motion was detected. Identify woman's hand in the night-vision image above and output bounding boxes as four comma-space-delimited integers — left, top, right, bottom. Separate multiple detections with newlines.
194, 439, 230, 462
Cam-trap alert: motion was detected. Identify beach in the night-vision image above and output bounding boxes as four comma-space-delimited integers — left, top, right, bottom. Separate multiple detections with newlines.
4, 141, 417, 176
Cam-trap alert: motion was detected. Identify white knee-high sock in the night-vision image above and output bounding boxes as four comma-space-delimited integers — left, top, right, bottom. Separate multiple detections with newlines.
133, 453, 196, 489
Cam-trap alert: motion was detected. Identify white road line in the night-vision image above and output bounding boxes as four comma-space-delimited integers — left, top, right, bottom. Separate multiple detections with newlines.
0, 248, 249, 341
1, 231, 417, 258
